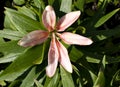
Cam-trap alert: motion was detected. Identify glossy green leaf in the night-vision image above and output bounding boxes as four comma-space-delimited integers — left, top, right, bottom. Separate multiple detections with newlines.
8, 80, 21, 87
0, 38, 5, 43
69, 46, 83, 62
95, 8, 120, 27
4, 8, 42, 34
0, 80, 6, 86
13, 0, 25, 5
0, 29, 24, 40
17, 6, 37, 20
60, 66, 74, 87
90, 25, 120, 41
74, 0, 85, 11
33, 0, 44, 9
60, 0, 72, 13
0, 44, 44, 81
44, 69, 60, 87
111, 69, 120, 86
20, 66, 41, 87
34, 80, 44, 87
0, 41, 25, 63
48, 0, 55, 5
93, 56, 106, 87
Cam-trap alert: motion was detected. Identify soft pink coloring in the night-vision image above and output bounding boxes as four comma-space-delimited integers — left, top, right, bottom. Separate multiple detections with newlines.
18, 5, 93, 77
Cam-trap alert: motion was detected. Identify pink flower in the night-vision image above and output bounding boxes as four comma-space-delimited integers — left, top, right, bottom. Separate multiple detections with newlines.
18, 5, 93, 77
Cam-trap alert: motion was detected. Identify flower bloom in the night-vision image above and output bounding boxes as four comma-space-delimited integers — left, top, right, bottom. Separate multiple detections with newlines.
18, 5, 93, 77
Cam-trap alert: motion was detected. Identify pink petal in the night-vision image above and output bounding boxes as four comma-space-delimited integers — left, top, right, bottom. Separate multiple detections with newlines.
56, 39, 72, 73
56, 11, 81, 32
46, 33, 59, 77
57, 32, 93, 45
42, 5, 56, 32
18, 30, 49, 47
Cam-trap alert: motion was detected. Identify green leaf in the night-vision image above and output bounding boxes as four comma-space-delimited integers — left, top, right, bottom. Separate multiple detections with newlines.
60, 0, 72, 13
4, 8, 43, 34
111, 69, 120, 86
90, 25, 120, 41
33, 0, 44, 9
8, 80, 21, 87
93, 56, 106, 87
0, 38, 5, 43
44, 69, 60, 87
34, 80, 44, 87
60, 66, 75, 87
0, 44, 44, 81
13, 0, 25, 5
81, 0, 107, 30
20, 66, 41, 87
0, 80, 6, 86
33, 40, 49, 64
17, 6, 37, 20
69, 46, 84, 62
0, 41, 25, 63
74, 0, 85, 11
48, 0, 55, 5
0, 29, 24, 40
95, 8, 120, 27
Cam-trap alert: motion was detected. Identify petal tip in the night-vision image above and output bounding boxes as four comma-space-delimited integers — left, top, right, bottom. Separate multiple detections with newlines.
67, 67, 73, 73
46, 67, 54, 77
87, 39, 93, 45
76, 11, 81, 16
18, 40, 26, 47
45, 5, 53, 11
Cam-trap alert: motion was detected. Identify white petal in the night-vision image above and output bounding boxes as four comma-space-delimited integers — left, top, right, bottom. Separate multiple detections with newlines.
57, 32, 93, 45
56, 11, 80, 32
46, 33, 59, 77
42, 5, 56, 31
18, 30, 49, 47
56, 39, 72, 73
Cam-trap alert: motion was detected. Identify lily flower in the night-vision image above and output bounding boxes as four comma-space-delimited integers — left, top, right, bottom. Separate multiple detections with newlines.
18, 5, 93, 77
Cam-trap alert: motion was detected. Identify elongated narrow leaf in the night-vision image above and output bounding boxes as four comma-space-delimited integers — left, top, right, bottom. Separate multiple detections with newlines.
69, 46, 84, 62
60, 0, 72, 13
13, 0, 25, 5
34, 80, 44, 87
0, 80, 6, 87
93, 56, 106, 87
33, 0, 44, 9
5, 8, 42, 34
110, 69, 120, 86
44, 69, 60, 87
0, 29, 24, 40
17, 6, 37, 20
95, 8, 120, 27
20, 66, 40, 87
60, 66, 74, 87
74, 0, 85, 11
0, 44, 44, 81
48, 0, 55, 5
0, 41, 25, 63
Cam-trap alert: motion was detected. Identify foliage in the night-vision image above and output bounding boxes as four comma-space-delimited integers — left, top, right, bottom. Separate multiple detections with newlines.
0, 0, 120, 87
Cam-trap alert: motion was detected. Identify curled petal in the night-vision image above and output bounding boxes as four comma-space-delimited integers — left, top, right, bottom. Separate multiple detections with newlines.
56, 11, 80, 32
42, 5, 56, 32
56, 39, 72, 73
18, 30, 49, 47
46, 33, 59, 77
57, 32, 93, 45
